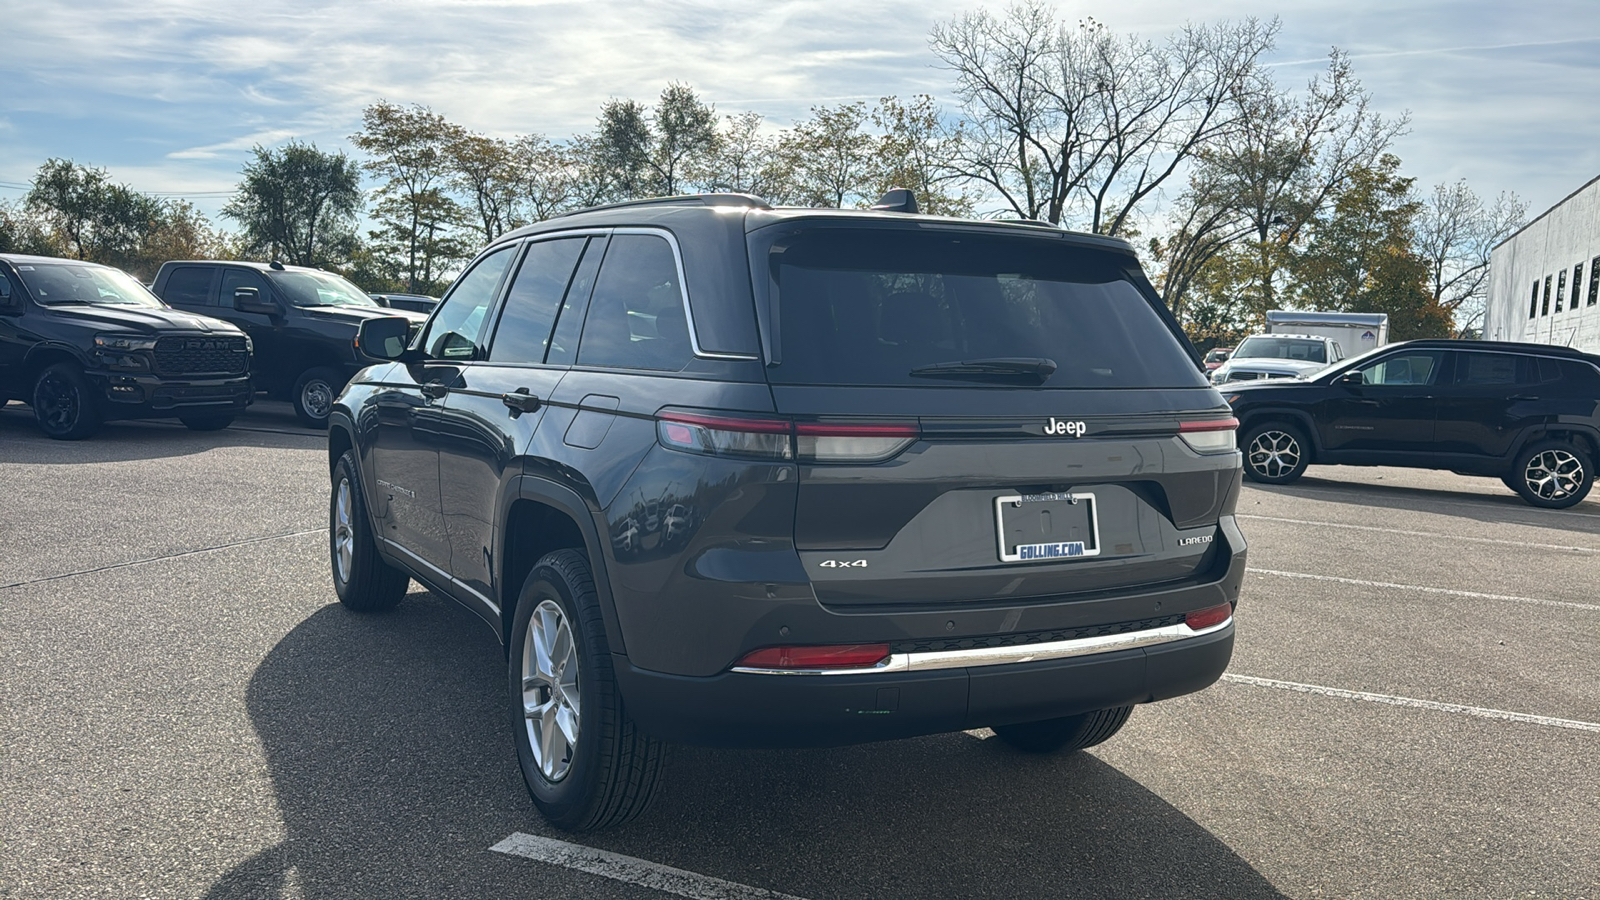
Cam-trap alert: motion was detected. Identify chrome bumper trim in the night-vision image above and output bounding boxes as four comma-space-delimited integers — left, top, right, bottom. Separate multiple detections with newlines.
730, 616, 1232, 676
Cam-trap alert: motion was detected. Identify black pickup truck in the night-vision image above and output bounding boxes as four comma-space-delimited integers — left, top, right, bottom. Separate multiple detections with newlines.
0, 254, 252, 439
151, 260, 427, 427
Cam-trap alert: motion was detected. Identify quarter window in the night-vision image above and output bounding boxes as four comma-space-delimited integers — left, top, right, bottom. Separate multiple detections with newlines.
1453, 352, 1528, 386
488, 238, 586, 364
163, 266, 214, 306
422, 245, 516, 361
576, 233, 694, 371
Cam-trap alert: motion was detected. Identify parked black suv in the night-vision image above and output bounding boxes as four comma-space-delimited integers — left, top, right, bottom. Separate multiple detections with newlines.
151, 260, 427, 427
0, 254, 252, 439
1226, 339, 1600, 507
327, 194, 1246, 831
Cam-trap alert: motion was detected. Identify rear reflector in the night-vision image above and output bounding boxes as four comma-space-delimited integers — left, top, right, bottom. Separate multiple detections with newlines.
1184, 603, 1233, 631
735, 643, 892, 670
1178, 417, 1239, 454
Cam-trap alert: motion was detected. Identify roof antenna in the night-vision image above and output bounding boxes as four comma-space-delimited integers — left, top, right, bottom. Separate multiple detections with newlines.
269, 259, 285, 270
871, 188, 919, 214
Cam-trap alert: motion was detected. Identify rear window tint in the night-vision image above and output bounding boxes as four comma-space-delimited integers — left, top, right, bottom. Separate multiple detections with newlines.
760, 227, 1204, 388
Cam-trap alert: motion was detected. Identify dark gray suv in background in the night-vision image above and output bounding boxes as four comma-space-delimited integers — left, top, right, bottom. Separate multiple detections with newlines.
329, 193, 1247, 831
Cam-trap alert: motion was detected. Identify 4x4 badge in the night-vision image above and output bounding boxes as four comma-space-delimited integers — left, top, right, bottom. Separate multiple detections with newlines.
1044, 418, 1088, 437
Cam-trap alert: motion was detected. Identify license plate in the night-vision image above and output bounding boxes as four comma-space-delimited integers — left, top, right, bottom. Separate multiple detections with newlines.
994, 492, 1101, 563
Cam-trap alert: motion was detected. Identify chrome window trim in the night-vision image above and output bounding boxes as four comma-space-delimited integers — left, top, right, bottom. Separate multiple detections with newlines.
729, 615, 1232, 676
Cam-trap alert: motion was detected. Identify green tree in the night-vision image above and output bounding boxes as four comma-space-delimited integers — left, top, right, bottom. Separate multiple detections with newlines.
447, 130, 524, 242
351, 101, 467, 292
592, 99, 653, 201
1290, 154, 1448, 340
0, 200, 63, 256
870, 95, 976, 217
650, 83, 719, 196
26, 159, 164, 264
775, 102, 876, 208
222, 141, 362, 267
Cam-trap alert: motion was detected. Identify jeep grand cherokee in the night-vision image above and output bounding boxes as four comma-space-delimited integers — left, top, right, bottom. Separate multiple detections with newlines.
327, 193, 1247, 831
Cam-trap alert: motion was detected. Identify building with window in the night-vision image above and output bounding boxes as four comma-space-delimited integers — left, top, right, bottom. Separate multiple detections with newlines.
1485, 174, 1600, 353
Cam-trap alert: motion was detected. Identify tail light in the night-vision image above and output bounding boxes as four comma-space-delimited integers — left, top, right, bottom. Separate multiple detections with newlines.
656, 411, 793, 460
735, 643, 892, 670
1185, 603, 1233, 631
1178, 417, 1239, 454
657, 410, 918, 464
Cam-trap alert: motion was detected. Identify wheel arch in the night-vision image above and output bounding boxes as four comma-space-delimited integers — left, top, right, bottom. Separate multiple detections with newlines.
498, 476, 626, 659
23, 343, 92, 381
1508, 424, 1600, 464
1237, 407, 1322, 456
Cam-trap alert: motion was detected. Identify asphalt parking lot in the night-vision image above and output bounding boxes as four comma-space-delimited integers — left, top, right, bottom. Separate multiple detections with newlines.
2, 400, 1596, 899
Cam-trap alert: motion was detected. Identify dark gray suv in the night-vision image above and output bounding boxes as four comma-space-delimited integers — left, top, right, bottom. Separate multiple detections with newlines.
328, 193, 1247, 831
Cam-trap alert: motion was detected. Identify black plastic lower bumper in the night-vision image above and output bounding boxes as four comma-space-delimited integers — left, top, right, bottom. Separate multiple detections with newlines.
92, 372, 253, 415
612, 623, 1234, 748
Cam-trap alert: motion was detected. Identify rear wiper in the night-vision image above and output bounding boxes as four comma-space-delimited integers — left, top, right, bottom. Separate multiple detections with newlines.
908, 357, 1058, 382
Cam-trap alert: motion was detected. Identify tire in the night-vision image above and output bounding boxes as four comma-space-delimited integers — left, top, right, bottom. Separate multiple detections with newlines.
292, 366, 343, 429
330, 450, 409, 611
1241, 420, 1311, 484
32, 361, 102, 440
993, 706, 1134, 754
179, 413, 235, 431
1509, 439, 1594, 509
510, 549, 664, 832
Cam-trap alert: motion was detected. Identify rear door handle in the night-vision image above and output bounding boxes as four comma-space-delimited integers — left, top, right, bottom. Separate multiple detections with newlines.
502, 388, 541, 415
420, 381, 449, 400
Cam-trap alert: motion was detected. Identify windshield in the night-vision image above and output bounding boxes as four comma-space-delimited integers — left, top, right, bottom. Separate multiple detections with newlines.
759, 226, 1206, 389
269, 270, 379, 308
13, 262, 164, 308
1234, 336, 1326, 363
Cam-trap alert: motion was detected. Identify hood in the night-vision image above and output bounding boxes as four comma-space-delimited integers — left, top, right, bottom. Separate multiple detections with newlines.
1214, 358, 1327, 380
45, 304, 245, 336
302, 305, 428, 326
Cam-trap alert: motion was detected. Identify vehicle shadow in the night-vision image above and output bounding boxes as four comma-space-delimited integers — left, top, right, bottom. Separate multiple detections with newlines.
0, 401, 320, 465
205, 593, 1285, 899
1253, 472, 1600, 532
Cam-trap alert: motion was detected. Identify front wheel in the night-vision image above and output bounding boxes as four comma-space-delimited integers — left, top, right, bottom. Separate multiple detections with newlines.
510, 549, 664, 832
32, 362, 102, 440
330, 450, 409, 610
292, 366, 343, 429
1241, 421, 1311, 484
993, 706, 1134, 753
1510, 439, 1594, 509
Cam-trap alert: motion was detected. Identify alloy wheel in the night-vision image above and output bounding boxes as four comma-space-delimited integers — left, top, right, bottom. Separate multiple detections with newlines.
522, 599, 581, 782
333, 476, 355, 584
1248, 429, 1301, 479
35, 371, 79, 432
1523, 449, 1585, 501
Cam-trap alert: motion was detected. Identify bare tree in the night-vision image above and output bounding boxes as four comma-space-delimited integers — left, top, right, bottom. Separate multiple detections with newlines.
513, 134, 580, 222
693, 111, 783, 198
871, 95, 978, 216
930, 3, 1277, 233
1413, 181, 1526, 334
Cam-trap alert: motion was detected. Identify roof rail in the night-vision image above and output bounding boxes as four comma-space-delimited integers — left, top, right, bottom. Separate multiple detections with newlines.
554, 193, 772, 218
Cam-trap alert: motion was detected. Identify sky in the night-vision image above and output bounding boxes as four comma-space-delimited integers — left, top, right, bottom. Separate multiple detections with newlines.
3, 0, 1599, 229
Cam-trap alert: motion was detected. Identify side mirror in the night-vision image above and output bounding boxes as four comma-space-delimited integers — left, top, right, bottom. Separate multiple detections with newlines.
356, 316, 416, 362
233, 287, 278, 315
1338, 370, 1364, 387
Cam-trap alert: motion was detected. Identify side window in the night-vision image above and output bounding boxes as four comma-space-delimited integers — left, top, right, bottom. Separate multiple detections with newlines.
1556, 269, 1566, 312
1357, 351, 1443, 387
1453, 352, 1528, 386
421, 246, 516, 361
1542, 275, 1552, 316
1539, 357, 1562, 383
1530, 281, 1540, 319
1331, 341, 1343, 361
545, 238, 604, 367
220, 268, 269, 306
1590, 257, 1600, 306
576, 233, 694, 371
163, 266, 215, 306
487, 237, 586, 364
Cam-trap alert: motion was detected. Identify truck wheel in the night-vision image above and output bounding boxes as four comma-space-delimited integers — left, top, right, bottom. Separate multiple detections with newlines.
993, 706, 1133, 753
179, 413, 235, 431
32, 362, 102, 440
330, 450, 409, 611
1510, 439, 1594, 509
510, 549, 664, 832
1241, 421, 1310, 484
293, 366, 342, 429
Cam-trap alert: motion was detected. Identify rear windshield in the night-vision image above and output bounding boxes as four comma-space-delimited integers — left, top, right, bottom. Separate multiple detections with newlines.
1235, 336, 1326, 363
758, 226, 1205, 388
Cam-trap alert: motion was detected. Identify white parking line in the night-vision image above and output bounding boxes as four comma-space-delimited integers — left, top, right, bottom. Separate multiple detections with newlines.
1223, 674, 1600, 733
1247, 482, 1600, 519
1250, 568, 1600, 612
491, 833, 811, 900
1237, 514, 1600, 553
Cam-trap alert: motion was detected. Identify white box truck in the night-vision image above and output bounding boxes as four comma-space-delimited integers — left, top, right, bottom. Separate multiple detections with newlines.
1265, 311, 1389, 356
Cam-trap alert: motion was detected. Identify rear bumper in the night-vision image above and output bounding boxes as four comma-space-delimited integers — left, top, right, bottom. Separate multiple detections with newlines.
613, 620, 1234, 748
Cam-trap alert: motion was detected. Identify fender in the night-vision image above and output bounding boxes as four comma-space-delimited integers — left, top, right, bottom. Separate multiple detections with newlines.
1236, 406, 1325, 454
496, 474, 628, 657
23, 341, 94, 373
1505, 422, 1600, 462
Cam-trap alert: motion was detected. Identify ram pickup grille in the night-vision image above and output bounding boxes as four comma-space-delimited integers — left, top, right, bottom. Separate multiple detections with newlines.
152, 336, 249, 376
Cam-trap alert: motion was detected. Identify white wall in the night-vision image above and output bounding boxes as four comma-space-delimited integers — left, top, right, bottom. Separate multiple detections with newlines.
1485, 174, 1600, 354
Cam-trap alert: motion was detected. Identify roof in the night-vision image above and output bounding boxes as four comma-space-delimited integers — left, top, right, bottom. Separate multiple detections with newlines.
1490, 171, 1600, 253
1265, 310, 1389, 326
0, 252, 107, 266
1394, 338, 1600, 361
161, 259, 321, 273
